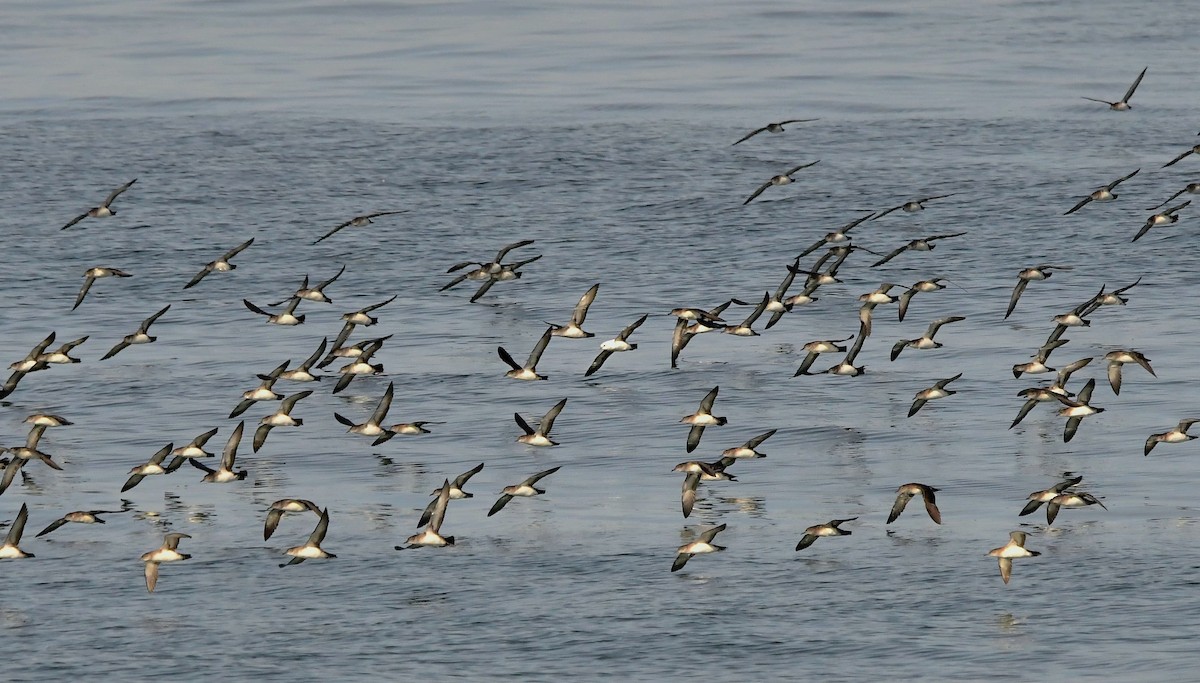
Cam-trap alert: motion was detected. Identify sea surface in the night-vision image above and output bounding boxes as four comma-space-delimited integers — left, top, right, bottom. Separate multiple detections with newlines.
3, 1, 1200, 681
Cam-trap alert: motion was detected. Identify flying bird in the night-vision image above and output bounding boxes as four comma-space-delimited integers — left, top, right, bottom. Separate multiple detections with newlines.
887, 483, 941, 524
987, 531, 1039, 584
73, 267, 132, 310
681, 386, 727, 453
672, 523, 728, 572
870, 233, 967, 268
872, 194, 956, 219
498, 326, 553, 380
584, 314, 647, 377
732, 119, 818, 145
743, 161, 820, 205
281, 508, 336, 566
1081, 66, 1146, 110
314, 211, 404, 244
189, 421, 248, 481
183, 238, 255, 289
487, 466, 562, 516
140, 533, 191, 592
908, 373, 962, 417
1064, 168, 1140, 215
1133, 200, 1190, 242
100, 305, 170, 360
548, 283, 600, 338
1145, 419, 1200, 456
514, 398, 568, 447
1005, 265, 1072, 319
795, 518, 856, 551
61, 178, 138, 230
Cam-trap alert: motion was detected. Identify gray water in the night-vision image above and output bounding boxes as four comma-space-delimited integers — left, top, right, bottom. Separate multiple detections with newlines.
4, 1, 1200, 680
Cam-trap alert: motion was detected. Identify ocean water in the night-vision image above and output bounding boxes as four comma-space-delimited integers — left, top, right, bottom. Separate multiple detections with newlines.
3, 1, 1200, 680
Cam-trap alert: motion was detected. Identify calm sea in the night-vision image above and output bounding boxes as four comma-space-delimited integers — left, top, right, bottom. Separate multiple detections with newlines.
3, 1, 1200, 680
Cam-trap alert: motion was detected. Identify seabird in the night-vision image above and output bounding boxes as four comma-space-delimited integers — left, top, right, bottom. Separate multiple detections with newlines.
890, 316, 965, 361
1064, 169, 1140, 214
61, 178, 138, 230
487, 466, 562, 516
987, 531, 1039, 584
1006, 264, 1072, 319
887, 483, 941, 524
870, 233, 967, 268
548, 283, 600, 338
681, 386, 727, 453
908, 373, 962, 417
73, 267, 132, 310
515, 398, 567, 447
498, 326, 553, 380
99, 305, 171, 361
1081, 66, 1146, 110
671, 523, 728, 572
314, 211, 404, 244
183, 238, 255, 289
743, 161, 820, 205
732, 119, 818, 145
281, 508, 336, 566
141, 533, 191, 592
189, 421, 248, 481
795, 518, 856, 551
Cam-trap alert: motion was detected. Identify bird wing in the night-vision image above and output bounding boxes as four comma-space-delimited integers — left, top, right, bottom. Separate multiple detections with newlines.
525, 327, 554, 367
494, 239, 535, 263
870, 244, 909, 267
908, 398, 928, 417
223, 238, 255, 260
253, 424, 274, 453
314, 221, 353, 244
671, 552, 693, 572
103, 178, 137, 207
785, 160, 820, 175
616, 314, 648, 341
1107, 361, 1123, 395
140, 305, 171, 333
1005, 279, 1029, 319
306, 508, 330, 545
73, 275, 96, 310
743, 180, 773, 205
487, 494, 514, 517
369, 382, 394, 425
686, 425, 705, 453
36, 517, 70, 537
731, 126, 768, 145
189, 458, 217, 475
699, 523, 727, 543
264, 509, 285, 540
524, 466, 562, 486
144, 561, 160, 592
61, 212, 90, 230
183, 266, 213, 290
469, 278, 497, 303
699, 386, 720, 413
1108, 168, 1140, 189
1063, 416, 1083, 443
1064, 196, 1093, 215
513, 412, 536, 436
453, 462, 486, 489
571, 284, 600, 326
219, 423, 244, 473
682, 471, 700, 518
539, 398, 568, 436
1161, 149, 1194, 169
429, 482, 451, 533
585, 348, 614, 374
280, 390, 313, 413
1122, 66, 1147, 103
887, 492, 914, 523
1010, 399, 1039, 429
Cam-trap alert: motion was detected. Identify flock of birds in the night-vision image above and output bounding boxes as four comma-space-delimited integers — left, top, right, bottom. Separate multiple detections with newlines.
3, 66, 1199, 590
